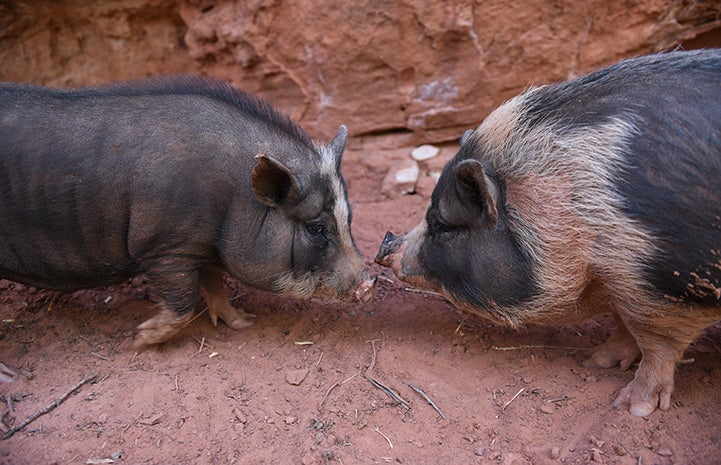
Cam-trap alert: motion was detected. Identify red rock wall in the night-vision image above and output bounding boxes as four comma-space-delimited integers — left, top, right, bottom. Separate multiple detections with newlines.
1, 0, 719, 143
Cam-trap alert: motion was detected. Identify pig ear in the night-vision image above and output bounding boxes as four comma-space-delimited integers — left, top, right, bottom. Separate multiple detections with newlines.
327, 125, 348, 169
454, 159, 499, 223
459, 129, 474, 146
251, 154, 302, 207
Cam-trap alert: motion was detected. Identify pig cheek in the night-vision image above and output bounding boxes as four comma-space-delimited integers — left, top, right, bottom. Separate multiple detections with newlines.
221, 225, 294, 291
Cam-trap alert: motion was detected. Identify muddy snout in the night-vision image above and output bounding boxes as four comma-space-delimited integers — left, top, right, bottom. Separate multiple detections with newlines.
375, 231, 404, 266
354, 271, 377, 304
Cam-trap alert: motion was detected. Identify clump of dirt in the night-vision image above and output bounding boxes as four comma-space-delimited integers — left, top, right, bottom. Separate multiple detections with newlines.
1, 142, 720, 464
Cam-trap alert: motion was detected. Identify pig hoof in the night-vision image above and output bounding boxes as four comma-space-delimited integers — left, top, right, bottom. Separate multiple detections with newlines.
582, 349, 638, 371
226, 314, 256, 330
134, 308, 193, 350
612, 389, 657, 417
612, 374, 674, 416
583, 337, 640, 371
208, 304, 256, 330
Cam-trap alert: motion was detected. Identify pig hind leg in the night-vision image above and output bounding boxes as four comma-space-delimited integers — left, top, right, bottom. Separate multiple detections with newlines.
578, 279, 641, 370
199, 265, 256, 330
612, 306, 719, 417
583, 314, 641, 371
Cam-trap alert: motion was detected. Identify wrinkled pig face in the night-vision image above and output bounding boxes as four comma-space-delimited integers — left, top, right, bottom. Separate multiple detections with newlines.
376, 157, 534, 310
250, 126, 375, 303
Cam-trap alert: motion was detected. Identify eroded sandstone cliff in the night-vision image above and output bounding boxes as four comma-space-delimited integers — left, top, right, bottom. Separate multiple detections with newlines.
1, 0, 719, 143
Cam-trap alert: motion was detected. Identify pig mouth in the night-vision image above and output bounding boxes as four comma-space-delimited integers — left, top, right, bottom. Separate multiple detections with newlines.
353, 275, 377, 303
317, 274, 377, 304
275, 270, 376, 304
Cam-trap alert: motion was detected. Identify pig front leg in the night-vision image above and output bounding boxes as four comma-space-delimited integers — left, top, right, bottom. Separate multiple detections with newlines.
199, 265, 256, 330
134, 263, 202, 350
610, 306, 718, 416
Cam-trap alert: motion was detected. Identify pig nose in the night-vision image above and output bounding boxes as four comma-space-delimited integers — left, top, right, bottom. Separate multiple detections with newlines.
354, 274, 377, 303
375, 231, 403, 263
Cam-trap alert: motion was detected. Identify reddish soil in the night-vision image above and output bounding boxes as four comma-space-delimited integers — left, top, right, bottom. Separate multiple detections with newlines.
1, 140, 720, 465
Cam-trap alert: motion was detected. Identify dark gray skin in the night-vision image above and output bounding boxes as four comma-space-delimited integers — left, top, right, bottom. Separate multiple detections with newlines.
0, 76, 375, 349
377, 50, 721, 416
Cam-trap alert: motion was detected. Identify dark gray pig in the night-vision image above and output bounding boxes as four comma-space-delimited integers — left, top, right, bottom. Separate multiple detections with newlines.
0, 76, 375, 349
376, 49, 721, 416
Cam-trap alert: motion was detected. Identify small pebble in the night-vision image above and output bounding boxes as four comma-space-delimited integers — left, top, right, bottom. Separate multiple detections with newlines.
285, 368, 309, 386
540, 404, 555, 414
656, 448, 673, 457
411, 144, 440, 161
550, 447, 560, 459
381, 159, 419, 196
473, 447, 485, 456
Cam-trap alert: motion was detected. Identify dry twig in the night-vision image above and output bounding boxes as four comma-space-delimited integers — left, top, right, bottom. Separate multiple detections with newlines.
2, 373, 98, 440
407, 383, 445, 419
492, 344, 588, 351
318, 373, 359, 408
403, 287, 444, 298
366, 377, 410, 410
501, 388, 525, 411
365, 339, 380, 373
374, 425, 393, 449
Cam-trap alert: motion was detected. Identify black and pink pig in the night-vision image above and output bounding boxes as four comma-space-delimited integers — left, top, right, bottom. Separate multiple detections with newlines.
376, 49, 721, 416
0, 76, 375, 349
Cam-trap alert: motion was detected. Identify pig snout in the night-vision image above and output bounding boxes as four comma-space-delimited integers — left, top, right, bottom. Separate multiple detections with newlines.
354, 272, 377, 304
375, 231, 403, 266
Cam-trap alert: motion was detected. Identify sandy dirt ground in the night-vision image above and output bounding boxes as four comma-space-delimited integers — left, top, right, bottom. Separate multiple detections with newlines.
1, 140, 720, 465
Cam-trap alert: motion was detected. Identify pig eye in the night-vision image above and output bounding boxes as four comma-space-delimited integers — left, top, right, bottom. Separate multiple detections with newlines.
305, 222, 330, 248
429, 221, 457, 237
306, 222, 326, 237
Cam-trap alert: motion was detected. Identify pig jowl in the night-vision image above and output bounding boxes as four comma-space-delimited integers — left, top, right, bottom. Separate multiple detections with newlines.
376, 49, 721, 416
0, 76, 375, 350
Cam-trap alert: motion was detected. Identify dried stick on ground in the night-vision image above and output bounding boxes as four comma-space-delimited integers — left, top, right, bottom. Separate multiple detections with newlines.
407, 383, 446, 419
2, 373, 98, 440
366, 377, 411, 410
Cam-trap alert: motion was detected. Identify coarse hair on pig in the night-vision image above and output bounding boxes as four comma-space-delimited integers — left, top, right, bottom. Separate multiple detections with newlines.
460, 91, 661, 326
376, 49, 721, 416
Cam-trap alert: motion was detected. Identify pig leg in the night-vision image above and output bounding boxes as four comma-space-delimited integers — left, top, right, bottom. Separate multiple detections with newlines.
134, 264, 201, 350
611, 306, 718, 417
583, 314, 641, 371
199, 265, 256, 330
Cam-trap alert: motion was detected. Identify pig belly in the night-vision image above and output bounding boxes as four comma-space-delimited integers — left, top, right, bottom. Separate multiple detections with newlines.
0, 230, 138, 290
